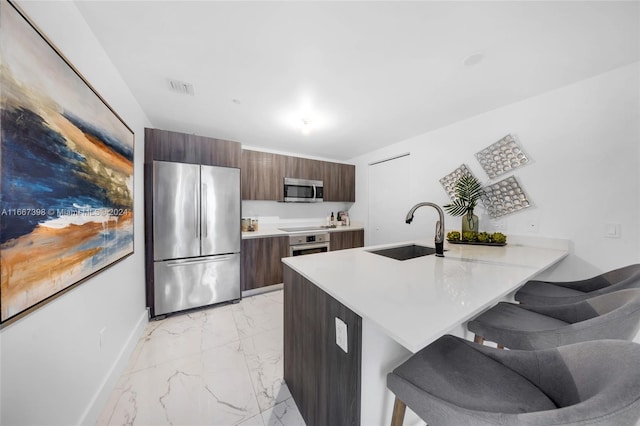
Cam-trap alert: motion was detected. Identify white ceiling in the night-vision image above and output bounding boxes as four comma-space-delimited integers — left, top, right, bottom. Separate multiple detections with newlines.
75, 1, 639, 161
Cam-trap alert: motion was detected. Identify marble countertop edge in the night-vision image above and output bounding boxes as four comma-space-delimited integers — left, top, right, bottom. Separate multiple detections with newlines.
282, 236, 569, 353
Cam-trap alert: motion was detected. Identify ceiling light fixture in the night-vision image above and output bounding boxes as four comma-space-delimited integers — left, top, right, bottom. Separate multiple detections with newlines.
463, 52, 485, 67
301, 118, 312, 135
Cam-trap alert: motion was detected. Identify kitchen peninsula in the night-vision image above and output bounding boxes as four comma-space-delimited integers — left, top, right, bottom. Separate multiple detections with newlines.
282, 236, 569, 426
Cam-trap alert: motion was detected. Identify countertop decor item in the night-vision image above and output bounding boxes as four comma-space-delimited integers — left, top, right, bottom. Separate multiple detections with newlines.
443, 174, 484, 234
447, 231, 507, 246
447, 240, 507, 247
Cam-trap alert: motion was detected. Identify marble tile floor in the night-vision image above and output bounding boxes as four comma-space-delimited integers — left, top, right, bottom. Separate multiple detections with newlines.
97, 289, 306, 426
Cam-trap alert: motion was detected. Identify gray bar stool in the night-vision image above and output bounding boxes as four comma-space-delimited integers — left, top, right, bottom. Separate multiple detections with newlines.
515, 263, 640, 305
468, 289, 640, 350
387, 335, 640, 426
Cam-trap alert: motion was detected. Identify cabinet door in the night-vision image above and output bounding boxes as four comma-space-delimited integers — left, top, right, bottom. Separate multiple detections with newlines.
285, 156, 322, 180
322, 162, 356, 202
241, 150, 285, 200
330, 230, 364, 251
145, 128, 241, 167
321, 161, 340, 202
145, 128, 199, 163
339, 164, 356, 202
241, 236, 290, 291
199, 136, 241, 168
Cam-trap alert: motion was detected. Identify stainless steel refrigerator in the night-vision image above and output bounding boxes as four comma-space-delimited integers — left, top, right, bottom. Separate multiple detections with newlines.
152, 160, 241, 316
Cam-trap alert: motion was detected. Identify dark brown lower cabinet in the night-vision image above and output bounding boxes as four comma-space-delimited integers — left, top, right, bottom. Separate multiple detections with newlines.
241, 236, 289, 291
283, 265, 362, 426
330, 229, 364, 251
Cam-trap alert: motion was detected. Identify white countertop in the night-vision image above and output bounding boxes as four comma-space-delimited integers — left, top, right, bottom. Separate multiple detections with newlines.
282, 237, 569, 353
241, 222, 364, 239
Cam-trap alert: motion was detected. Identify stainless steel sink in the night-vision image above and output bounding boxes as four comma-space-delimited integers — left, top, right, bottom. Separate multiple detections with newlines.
368, 244, 438, 261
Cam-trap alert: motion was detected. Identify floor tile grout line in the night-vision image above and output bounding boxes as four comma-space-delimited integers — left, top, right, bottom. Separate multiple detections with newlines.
124, 306, 245, 376
233, 304, 266, 422
123, 336, 246, 376
236, 306, 287, 415
97, 289, 298, 426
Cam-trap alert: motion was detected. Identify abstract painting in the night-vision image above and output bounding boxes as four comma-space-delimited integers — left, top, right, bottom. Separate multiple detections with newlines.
0, 0, 134, 323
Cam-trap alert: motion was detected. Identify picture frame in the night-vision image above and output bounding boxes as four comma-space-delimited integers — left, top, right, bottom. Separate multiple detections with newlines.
0, 0, 135, 324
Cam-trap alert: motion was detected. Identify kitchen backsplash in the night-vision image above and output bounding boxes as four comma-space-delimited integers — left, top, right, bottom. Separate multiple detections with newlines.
242, 200, 352, 225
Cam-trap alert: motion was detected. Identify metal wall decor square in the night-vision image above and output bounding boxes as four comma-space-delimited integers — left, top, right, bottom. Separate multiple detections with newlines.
482, 176, 531, 218
439, 164, 476, 201
475, 134, 529, 179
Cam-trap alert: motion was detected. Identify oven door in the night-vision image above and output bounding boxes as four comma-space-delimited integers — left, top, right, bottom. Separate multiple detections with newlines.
284, 178, 323, 202
290, 242, 330, 257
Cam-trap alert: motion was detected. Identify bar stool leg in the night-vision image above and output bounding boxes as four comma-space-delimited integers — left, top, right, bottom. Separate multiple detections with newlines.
391, 396, 407, 426
474, 335, 485, 345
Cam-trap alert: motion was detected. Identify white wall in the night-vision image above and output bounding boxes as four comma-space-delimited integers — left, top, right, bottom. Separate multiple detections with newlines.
350, 62, 640, 279
0, 2, 152, 425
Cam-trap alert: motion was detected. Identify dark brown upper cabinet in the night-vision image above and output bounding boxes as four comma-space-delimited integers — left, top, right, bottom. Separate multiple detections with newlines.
145, 128, 241, 168
285, 156, 322, 181
322, 161, 355, 202
241, 150, 286, 201
241, 149, 355, 202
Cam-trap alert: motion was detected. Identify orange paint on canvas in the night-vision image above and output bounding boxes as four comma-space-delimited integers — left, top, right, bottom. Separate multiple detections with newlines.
51, 113, 133, 176
0, 213, 133, 320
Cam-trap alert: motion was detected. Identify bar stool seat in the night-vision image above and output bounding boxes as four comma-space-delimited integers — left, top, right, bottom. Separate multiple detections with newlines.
468, 289, 640, 350
387, 335, 640, 426
515, 263, 640, 305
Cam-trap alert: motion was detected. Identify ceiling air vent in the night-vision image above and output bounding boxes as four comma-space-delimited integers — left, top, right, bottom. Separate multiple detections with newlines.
168, 79, 195, 96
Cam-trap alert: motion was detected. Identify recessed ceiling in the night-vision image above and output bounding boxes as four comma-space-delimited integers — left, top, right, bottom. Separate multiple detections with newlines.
74, 1, 639, 161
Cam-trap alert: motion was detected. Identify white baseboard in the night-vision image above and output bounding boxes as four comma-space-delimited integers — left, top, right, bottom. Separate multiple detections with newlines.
242, 283, 283, 298
78, 309, 148, 425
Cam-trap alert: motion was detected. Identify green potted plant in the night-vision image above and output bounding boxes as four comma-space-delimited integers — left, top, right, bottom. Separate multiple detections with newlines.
443, 174, 484, 234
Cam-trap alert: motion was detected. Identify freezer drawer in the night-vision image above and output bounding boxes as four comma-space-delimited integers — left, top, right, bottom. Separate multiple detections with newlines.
154, 253, 240, 316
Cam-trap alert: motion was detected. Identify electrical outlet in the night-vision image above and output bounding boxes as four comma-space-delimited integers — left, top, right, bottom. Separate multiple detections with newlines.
492, 219, 505, 231
605, 223, 621, 238
335, 317, 348, 353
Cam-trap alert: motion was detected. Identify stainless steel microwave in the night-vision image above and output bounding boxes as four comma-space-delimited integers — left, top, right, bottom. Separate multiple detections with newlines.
284, 177, 323, 202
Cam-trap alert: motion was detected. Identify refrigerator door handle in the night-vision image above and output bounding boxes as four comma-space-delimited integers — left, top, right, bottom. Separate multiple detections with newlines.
202, 183, 208, 238
166, 256, 234, 267
195, 182, 200, 239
